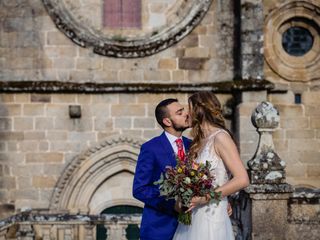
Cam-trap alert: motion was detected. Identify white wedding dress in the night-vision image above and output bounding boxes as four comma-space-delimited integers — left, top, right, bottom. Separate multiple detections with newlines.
173, 130, 234, 240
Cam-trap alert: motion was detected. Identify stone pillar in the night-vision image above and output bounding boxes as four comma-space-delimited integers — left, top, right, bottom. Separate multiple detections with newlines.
240, 0, 264, 79
246, 101, 293, 239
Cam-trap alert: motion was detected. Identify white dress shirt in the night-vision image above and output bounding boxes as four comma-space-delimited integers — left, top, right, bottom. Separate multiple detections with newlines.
164, 131, 185, 155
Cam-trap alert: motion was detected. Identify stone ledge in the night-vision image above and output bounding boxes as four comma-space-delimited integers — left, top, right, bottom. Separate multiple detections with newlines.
0, 79, 274, 93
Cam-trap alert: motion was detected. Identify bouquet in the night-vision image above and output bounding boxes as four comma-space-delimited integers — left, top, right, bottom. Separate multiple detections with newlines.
154, 157, 221, 225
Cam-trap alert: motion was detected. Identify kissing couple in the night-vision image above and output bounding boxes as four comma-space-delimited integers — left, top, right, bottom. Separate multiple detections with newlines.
133, 91, 249, 240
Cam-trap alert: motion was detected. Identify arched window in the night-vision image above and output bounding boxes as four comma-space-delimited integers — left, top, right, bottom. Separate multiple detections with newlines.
97, 205, 143, 240
103, 0, 142, 29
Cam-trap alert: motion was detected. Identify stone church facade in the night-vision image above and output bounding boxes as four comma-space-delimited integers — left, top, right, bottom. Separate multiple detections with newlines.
0, 0, 319, 239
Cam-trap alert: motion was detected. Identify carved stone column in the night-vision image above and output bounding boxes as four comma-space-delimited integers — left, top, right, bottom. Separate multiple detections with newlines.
16, 224, 35, 240
105, 223, 128, 240
246, 101, 293, 239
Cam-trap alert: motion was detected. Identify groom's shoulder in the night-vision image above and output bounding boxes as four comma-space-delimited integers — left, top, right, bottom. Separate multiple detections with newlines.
141, 133, 163, 148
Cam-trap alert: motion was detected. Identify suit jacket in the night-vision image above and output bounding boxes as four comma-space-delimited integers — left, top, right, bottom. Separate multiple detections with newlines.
133, 132, 191, 240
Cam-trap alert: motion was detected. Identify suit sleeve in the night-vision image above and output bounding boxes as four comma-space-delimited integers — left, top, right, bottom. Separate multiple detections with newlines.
132, 144, 176, 216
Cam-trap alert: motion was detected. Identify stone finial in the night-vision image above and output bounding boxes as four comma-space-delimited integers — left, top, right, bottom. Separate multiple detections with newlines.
248, 101, 286, 184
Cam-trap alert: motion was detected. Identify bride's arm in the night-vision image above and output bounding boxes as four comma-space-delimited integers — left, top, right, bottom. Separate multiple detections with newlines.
213, 132, 249, 197
187, 132, 249, 210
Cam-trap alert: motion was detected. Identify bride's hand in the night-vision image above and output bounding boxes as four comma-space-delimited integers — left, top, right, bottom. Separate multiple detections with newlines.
185, 196, 207, 213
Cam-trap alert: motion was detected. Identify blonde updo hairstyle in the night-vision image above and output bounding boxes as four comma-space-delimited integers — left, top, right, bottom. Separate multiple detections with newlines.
188, 91, 230, 161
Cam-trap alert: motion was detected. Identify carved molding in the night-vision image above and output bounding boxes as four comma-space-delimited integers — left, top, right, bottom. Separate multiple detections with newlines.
0, 79, 275, 93
41, 0, 213, 58
50, 135, 144, 213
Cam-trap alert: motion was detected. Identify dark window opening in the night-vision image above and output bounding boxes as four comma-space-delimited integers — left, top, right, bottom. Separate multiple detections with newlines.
282, 26, 314, 56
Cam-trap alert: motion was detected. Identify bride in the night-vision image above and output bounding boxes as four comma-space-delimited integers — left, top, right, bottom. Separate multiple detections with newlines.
173, 91, 249, 240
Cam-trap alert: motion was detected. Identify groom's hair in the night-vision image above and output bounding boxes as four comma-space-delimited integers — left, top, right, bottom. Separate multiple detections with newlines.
155, 98, 178, 128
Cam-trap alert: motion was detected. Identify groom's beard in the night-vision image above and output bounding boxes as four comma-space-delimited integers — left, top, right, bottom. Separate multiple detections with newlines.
172, 120, 189, 132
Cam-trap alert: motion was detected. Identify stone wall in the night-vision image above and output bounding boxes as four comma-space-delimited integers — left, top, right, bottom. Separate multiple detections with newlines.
0, 0, 235, 83
263, 0, 320, 187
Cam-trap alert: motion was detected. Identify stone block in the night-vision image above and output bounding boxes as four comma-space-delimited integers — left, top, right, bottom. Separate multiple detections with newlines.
39, 141, 49, 152
91, 94, 118, 104
26, 153, 63, 163
94, 118, 113, 131
53, 58, 75, 69
286, 130, 315, 139
23, 104, 45, 116
251, 199, 288, 240
185, 47, 210, 58
133, 118, 156, 129
158, 59, 177, 69
19, 141, 39, 152
119, 94, 137, 104
305, 106, 320, 116
122, 130, 143, 137
90, 104, 110, 118
77, 94, 92, 104
46, 131, 67, 141
289, 139, 320, 152
0, 176, 16, 189
69, 70, 94, 82
17, 177, 32, 189
286, 164, 306, 178
268, 92, 294, 104
178, 34, 199, 47
144, 70, 170, 81
114, 118, 132, 129
0, 104, 22, 116
12, 189, 39, 200
178, 58, 207, 70
302, 91, 320, 105
46, 104, 69, 117
24, 131, 45, 141
236, 102, 260, 116
35, 118, 54, 130
306, 165, 320, 177
68, 132, 96, 142
0, 118, 12, 131
111, 104, 146, 116
13, 117, 33, 131
76, 58, 102, 70
119, 70, 143, 82
31, 94, 51, 103
0, 132, 24, 141
13, 94, 29, 104
137, 94, 165, 103
172, 70, 186, 81
188, 70, 209, 82
32, 176, 56, 188
0, 94, 15, 102
242, 91, 267, 102
143, 129, 162, 139
280, 117, 309, 129
47, 31, 74, 46
310, 118, 320, 129
199, 35, 214, 48
276, 105, 304, 117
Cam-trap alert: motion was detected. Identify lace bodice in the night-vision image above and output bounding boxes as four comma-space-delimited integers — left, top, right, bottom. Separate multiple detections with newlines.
195, 129, 230, 186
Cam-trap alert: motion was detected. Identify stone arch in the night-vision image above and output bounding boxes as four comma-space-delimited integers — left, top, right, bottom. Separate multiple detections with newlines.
49, 135, 144, 214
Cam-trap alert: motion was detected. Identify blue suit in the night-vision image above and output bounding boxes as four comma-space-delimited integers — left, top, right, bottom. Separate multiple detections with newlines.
133, 132, 191, 240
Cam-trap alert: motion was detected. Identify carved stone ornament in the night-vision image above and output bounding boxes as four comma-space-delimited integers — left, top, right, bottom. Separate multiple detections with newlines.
41, 0, 213, 58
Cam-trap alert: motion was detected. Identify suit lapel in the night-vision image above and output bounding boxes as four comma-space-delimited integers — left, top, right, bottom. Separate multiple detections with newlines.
159, 132, 177, 166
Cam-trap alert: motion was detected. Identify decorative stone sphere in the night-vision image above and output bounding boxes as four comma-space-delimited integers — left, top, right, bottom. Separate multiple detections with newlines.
251, 101, 280, 129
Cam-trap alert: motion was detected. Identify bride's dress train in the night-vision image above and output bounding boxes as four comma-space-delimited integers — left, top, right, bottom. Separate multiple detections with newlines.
173, 130, 234, 240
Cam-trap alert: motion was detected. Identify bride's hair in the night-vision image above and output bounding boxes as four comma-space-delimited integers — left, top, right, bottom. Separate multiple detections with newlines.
188, 91, 230, 161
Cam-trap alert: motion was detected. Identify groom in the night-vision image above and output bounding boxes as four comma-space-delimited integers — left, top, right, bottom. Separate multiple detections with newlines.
133, 98, 191, 240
